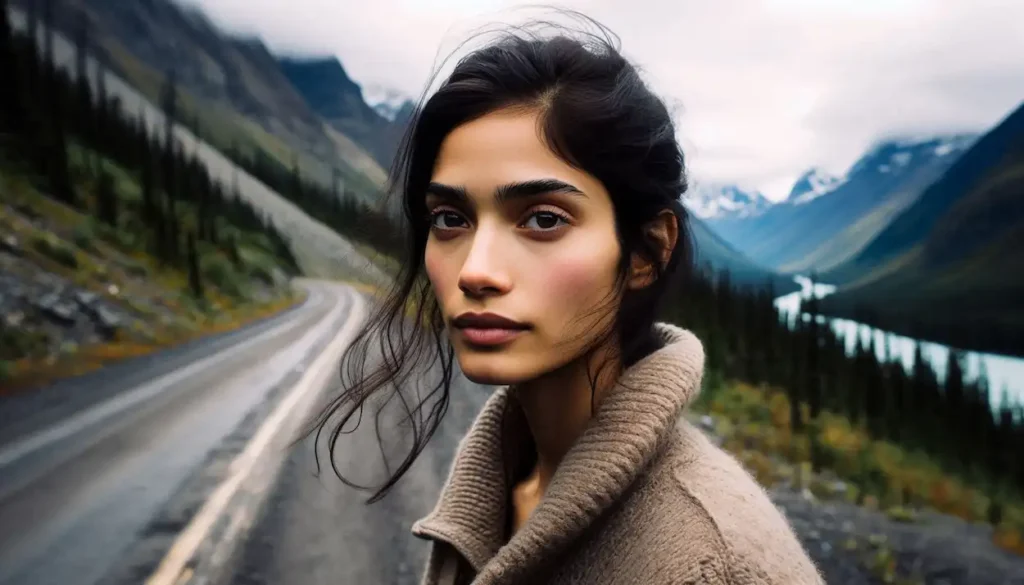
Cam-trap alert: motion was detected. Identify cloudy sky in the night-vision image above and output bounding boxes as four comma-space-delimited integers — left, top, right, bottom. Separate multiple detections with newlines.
184, 0, 1024, 201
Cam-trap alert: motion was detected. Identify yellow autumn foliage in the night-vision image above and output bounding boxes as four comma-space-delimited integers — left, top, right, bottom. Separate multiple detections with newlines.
696, 381, 1024, 557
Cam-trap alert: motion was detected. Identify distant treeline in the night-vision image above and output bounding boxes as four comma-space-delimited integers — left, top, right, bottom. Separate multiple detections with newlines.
233, 147, 405, 260
0, 0, 299, 299
663, 268, 1024, 498
821, 302, 1024, 363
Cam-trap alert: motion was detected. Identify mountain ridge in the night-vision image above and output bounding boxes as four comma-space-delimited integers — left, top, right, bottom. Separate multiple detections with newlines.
15, 0, 389, 203
817, 101, 1024, 357
707, 133, 977, 273
277, 55, 408, 171
685, 182, 773, 220
786, 167, 842, 204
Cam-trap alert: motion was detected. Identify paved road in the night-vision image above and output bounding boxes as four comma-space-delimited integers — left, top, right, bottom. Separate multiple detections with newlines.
0, 281, 357, 585
226, 347, 491, 585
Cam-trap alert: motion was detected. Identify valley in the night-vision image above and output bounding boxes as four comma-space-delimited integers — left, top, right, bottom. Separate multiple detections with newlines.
691, 102, 1024, 363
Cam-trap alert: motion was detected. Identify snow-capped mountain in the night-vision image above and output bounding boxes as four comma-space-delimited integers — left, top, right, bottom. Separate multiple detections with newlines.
706, 133, 979, 272
786, 168, 842, 204
362, 83, 413, 122
846, 133, 977, 179
684, 182, 774, 220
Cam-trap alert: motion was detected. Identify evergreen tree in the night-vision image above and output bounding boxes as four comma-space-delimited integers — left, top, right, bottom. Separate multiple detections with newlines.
73, 8, 94, 147
0, 0, 29, 146
186, 231, 203, 299
945, 349, 967, 469
95, 169, 118, 228
36, 0, 76, 206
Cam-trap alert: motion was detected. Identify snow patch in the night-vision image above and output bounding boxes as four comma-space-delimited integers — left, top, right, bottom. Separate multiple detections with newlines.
789, 168, 843, 205
362, 83, 412, 121
684, 183, 773, 220
891, 152, 912, 167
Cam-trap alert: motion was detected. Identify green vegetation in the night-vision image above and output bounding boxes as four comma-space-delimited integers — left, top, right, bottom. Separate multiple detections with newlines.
661, 268, 1024, 563
80, 2, 400, 257
818, 102, 1024, 357
0, 0, 304, 391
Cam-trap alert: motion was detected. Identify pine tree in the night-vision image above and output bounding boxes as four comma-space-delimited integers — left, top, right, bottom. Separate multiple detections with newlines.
95, 169, 118, 228
0, 0, 29, 145
160, 68, 180, 263
945, 349, 966, 469
186, 231, 203, 299
73, 7, 93, 147
35, 0, 76, 206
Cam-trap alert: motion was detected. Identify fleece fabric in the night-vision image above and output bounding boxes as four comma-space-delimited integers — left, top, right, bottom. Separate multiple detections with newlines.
411, 322, 825, 585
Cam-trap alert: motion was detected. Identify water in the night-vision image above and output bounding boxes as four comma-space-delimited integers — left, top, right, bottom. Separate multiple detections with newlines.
774, 276, 1024, 412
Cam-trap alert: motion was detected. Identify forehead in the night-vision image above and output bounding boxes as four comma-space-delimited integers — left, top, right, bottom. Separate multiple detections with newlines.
430, 108, 603, 199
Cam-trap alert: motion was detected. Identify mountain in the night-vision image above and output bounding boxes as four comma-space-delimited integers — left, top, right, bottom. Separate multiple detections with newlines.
7, 0, 386, 283
785, 168, 841, 204
689, 217, 800, 295
707, 134, 977, 273
12, 0, 389, 203
684, 182, 774, 220
363, 83, 415, 122
276, 56, 406, 170
818, 101, 1024, 357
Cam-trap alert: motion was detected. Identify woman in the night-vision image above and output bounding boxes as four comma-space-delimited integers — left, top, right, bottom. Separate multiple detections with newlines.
310, 15, 824, 585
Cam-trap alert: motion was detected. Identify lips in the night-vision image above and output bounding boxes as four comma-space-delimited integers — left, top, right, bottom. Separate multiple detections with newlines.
451, 312, 530, 346
451, 312, 530, 330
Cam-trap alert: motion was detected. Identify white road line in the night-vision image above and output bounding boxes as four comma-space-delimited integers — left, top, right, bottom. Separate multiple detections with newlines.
0, 286, 324, 471
144, 284, 367, 585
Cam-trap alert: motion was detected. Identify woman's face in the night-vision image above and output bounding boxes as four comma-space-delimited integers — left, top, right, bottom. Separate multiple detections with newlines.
424, 108, 622, 385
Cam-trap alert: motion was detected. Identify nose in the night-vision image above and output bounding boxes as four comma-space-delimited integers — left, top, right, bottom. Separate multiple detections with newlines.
457, 224, 512, 298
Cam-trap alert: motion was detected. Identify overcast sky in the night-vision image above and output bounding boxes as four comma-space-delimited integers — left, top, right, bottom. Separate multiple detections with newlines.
183, 0, 1024, 201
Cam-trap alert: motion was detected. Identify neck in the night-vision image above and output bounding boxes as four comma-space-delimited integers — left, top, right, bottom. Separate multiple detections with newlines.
514, 343, 622, 493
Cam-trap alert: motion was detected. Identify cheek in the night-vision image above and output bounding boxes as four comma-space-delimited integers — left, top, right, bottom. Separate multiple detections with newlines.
538, 246, 618, 306
424, 245, 454, 299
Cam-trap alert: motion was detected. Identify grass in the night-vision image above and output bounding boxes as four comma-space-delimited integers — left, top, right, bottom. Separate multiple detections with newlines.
105, 36, 384, 202
0, 288, 303, 395
0, 147, 302, 395
694, 381, 1024, 560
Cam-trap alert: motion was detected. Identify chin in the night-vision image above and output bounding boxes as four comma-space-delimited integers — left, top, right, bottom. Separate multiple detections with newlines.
454, 350, 540, 386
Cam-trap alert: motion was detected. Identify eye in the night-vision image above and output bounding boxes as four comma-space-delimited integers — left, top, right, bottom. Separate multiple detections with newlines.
428, 209, 468, 230
522, 210, 570, 231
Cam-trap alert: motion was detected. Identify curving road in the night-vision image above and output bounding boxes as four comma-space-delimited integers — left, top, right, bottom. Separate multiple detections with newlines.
0, 280, 361, 585
223, 347, 491, 585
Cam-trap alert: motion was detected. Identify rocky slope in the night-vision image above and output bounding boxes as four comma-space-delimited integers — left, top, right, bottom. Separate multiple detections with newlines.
10, 0, 388, 203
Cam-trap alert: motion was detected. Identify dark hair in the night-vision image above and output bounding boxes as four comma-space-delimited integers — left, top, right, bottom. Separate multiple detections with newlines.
307, 11, 693, 503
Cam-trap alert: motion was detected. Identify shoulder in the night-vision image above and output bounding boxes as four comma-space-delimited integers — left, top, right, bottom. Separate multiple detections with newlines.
653, 418, 825, 585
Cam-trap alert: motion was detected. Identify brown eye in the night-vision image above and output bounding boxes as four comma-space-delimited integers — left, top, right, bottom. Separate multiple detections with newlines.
523, 211, 569, 231
430, 210, 468, 230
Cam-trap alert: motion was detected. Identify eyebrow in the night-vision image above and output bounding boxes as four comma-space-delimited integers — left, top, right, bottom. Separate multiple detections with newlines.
425, 178, 585, 204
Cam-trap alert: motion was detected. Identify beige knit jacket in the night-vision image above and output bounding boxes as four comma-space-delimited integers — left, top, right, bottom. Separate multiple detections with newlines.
412, 323, 825, 585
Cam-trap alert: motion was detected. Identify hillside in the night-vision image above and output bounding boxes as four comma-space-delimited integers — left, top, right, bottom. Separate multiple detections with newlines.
708, 135, 976, 273
823, 101, 1024, 286
9, 0, 388, 204
7, 1, 388, 285
0, 1, 312, 391
689, 217, 799, 295
818, 101, 1024, 357
277, 56, 408, 171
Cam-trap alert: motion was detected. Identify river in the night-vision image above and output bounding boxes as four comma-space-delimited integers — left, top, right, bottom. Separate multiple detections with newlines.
774, 276, 1024, 412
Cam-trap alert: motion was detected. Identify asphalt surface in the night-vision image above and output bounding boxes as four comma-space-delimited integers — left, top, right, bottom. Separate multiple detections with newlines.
226, 347, 491, 585
0, 281, 356, 585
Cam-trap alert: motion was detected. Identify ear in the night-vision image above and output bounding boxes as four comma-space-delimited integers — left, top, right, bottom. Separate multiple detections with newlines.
628, 209, 679, 290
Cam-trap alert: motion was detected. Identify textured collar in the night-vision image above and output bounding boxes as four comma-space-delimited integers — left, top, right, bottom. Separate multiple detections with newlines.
411, 323, 706, 583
